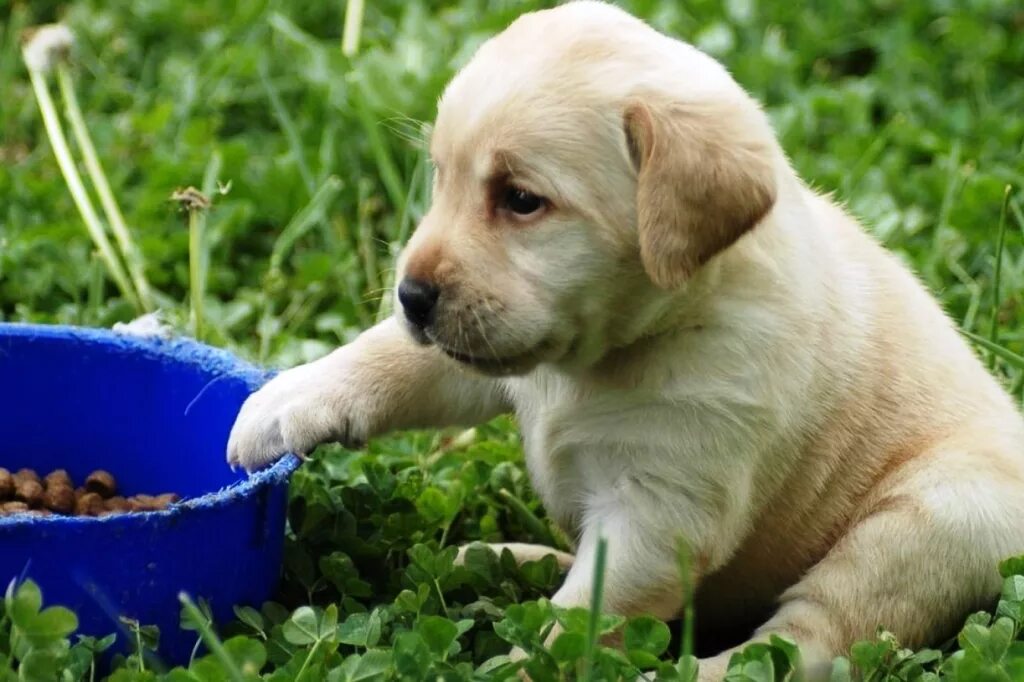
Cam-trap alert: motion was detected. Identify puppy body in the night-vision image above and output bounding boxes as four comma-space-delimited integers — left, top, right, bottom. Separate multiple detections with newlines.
228, 3, 1024, 678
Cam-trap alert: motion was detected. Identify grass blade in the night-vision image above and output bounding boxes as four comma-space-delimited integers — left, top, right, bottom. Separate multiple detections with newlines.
269, 175, 343, 273
496, 488, 558, 548
201, 148, 223, 199
676, 540, 698, 678
24, 57, 140, 311
56, 62, 154, 312
1012, 196, 1024, 238
936, 140, 962, 234
259, 58, 315, 195
581, 535, 608, 682
342, 0, 366, 57
961, 329, 1024, 370
987, 185, 1012, 369
395, 147, 426, 247
178, 592, 245, 682
349, 82, 406, 215
356, 179, 383, 308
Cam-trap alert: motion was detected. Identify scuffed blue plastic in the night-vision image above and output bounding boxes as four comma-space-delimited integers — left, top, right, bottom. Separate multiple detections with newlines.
0, 323, 300, 664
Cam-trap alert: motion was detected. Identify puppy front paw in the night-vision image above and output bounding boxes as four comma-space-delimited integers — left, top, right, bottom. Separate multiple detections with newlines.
226, 358, 372, 472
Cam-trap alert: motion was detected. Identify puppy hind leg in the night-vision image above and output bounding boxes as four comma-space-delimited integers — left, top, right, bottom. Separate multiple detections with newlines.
698, 453, 1024, 681
456, 541, 575, 572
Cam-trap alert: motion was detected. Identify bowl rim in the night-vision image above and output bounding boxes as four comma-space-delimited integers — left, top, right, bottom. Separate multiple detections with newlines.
0, 322, 301, 527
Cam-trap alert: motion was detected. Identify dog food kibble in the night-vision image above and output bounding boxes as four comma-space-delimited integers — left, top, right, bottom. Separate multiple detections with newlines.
44, 468, 72, 489
104, 496, 131, 514
41, 469, 76, 514
15, 479, 44, 507
42, 485, 75, 514
13, 468, 40, 491
14, 468, 38, 482
75, 491, 106, 516
0, 469, 13, 498
0, 468, 181, 517
128, 495, 153, 511
84, 470, 117, 498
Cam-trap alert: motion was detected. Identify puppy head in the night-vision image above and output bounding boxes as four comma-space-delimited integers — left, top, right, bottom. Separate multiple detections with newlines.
396, 1, 781, 376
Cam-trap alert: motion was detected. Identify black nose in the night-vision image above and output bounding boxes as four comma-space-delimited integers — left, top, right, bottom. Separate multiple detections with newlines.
397, 278, 440, 328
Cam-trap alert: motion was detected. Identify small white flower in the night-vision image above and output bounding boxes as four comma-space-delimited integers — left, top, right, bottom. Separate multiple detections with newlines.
21, 24, 74, 73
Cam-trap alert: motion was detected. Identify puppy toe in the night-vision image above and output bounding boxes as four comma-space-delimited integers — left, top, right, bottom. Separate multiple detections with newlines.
227, 410, 288, 473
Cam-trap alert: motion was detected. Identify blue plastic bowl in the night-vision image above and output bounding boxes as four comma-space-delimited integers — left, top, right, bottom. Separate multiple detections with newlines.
0, 323, 299, 663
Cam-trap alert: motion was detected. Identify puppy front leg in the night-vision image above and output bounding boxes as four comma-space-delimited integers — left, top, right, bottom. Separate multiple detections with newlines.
227, 316, 509, 471
551, 522, 685, 622
503, 521, 685, 678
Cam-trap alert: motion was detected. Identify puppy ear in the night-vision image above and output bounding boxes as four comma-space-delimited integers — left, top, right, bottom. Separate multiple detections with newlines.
624, 97, 778, 288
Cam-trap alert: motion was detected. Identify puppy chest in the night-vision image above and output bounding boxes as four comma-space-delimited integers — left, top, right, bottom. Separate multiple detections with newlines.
513, 393, 690, 538
518, 414, 587, 535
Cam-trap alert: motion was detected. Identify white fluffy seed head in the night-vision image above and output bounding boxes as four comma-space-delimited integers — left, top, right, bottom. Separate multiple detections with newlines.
113, 312, 174, 340
21, 24, 74, 73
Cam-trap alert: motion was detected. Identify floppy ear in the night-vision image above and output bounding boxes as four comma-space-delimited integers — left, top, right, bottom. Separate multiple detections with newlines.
624, 97, 778, 288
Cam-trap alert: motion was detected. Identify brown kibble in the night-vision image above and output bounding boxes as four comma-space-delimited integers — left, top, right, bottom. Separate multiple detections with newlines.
42, 485, 75, 514
43, 468, 75, 514
0, 469, 13, 500
1, 501, 29, 514
84, 470, 117, 498
15, 479, 44, 507
1, 467, 181, 517
104, 496, 130, 514
129, 494, 160, 511
75, 492, 106, 516
44, 469, 73, 490
13, 468, 40, 486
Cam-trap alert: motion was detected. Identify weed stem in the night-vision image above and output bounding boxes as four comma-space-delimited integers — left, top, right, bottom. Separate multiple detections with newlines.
190, 208, 204, 339
171, 187, 210, 340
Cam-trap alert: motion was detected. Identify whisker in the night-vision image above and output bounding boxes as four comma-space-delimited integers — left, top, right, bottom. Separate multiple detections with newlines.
485, 298, 531, 347
470, 306, 502, 361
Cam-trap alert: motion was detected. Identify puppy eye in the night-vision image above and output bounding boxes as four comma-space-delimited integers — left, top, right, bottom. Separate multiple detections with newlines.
501, 186, 546, 218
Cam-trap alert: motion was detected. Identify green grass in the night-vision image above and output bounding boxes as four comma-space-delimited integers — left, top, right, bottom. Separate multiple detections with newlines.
1, 0, 1024, 679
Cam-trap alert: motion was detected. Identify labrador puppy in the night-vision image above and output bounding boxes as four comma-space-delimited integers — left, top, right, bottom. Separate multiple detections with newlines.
227, 2, 1024, 678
